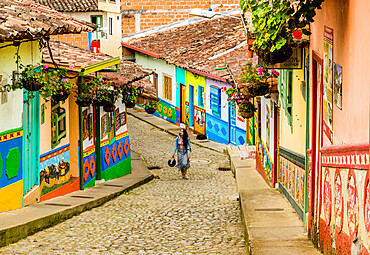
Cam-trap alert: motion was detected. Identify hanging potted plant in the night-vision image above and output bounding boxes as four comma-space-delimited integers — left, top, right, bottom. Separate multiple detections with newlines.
238, 63, 271, 97
240, 0, 324, 64
238, 100, 256, 119
144, 100, 157, 114
223, 86, 249, 106
122, 85, 138, 108
75, 81, 93, 107
17, 64, 45, 91
40, 66, 75, 102
91, 76, 119, 112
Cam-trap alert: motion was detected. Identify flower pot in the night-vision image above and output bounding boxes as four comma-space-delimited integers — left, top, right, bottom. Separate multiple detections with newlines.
52, 92, 69, 102
244, 82, 270, 97
145, 107, 156, 114
257, 44, 293, 64
124, 101, 136, 108
22, 78, 42, 91
76, 98, 92, 107
93, 99, 106, 107
103, 103, 115, 113
241, 111, 254, 119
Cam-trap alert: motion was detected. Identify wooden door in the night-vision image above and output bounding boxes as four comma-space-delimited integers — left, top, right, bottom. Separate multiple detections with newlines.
180, 84, 186, 123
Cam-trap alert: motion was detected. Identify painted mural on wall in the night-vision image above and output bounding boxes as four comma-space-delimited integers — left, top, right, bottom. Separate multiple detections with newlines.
257, 141, 273, 186
39, 145, 70, 197
279, 156, 305, 211
157, 100, 176, 123
83, 148, 96, 188
317, 145, 370, 254
194, 106, 205, 135
0, 128, 23, 212
184, 101, 190, 126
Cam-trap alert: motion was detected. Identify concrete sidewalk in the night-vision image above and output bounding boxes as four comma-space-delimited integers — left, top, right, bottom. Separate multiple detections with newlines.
0, 151, 153, 248
227, 145, 320, 254
127, 107, 226, 153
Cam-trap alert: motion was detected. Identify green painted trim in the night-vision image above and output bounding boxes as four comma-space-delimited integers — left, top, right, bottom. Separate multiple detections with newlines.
79, 57, 120, 76
279, 183, 304, 222
95, 106, 102, 180
84, 177, 95, 189
0, 127, 23, 136
279, 147, 305, 169
101, 157, 131, 181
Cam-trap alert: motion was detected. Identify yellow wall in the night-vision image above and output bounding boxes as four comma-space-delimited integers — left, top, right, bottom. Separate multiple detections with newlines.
185, 70, 206, 107
279, 60, 307, 155
0, 180, 23, 212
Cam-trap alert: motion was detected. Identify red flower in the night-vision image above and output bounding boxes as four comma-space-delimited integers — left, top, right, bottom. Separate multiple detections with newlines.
293, 30, 303, 40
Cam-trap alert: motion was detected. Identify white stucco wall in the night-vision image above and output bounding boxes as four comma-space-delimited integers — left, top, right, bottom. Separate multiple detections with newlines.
136, 53, 176, 105
0, 41, 42, 133
260, 97, 275, 157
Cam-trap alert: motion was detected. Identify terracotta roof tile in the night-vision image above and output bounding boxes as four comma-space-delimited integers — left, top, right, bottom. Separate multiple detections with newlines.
125, 17, 247, 71
0, 0, 97, 42
35, 0, 98, 12
124, 16, 255, 83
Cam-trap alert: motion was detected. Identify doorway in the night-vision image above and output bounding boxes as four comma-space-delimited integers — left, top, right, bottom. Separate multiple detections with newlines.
189, 85, 194, 128
180, 84, 186, 123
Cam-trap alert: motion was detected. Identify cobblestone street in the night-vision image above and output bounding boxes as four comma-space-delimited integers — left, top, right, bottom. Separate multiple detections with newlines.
0, 115, 247, 254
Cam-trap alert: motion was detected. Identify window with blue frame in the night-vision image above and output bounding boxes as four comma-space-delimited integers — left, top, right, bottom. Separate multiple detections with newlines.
198, 85, 204, 108
210, 86, 221, 117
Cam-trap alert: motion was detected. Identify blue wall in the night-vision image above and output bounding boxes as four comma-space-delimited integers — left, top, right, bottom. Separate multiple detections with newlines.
176, 67, 185, 110
206, 113, 229, 144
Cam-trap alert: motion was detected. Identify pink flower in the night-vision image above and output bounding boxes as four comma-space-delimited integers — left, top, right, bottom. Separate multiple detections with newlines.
51, 82, 56, 86
62, 78, 68, 82
99, 78, 103, 82
43, 65, 49, 69
271, 70, 280, 77
257, 66, 264, 76
69, 65, 75, 69
237, 100, 241, 103
46, 97, 51, 101
293, 30, 303, 40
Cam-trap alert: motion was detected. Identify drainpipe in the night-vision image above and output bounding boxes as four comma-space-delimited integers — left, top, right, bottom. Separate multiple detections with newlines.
78, 76, 84, 190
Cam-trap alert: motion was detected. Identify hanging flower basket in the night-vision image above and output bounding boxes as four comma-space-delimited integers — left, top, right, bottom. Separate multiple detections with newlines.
241, 111, 254, 119
22, 77, 43, 91
257, 44, 293, 65
145, 107, 156, 114
103, 103, 115, 112
76, 97, 92, 107
124, 100, 136, 108
243, 82, 270, 97
52, 92, 70, 102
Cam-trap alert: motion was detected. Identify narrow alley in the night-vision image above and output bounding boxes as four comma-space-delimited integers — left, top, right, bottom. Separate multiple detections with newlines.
0, 115, 247, 254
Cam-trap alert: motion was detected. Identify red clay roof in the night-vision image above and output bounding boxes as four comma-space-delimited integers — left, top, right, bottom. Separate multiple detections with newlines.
123, 16, 253, 83
35, 0, 98, 12
0, 0, 97, 42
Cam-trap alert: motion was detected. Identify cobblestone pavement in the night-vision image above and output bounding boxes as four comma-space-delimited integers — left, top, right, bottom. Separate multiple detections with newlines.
0, 115, 247, 254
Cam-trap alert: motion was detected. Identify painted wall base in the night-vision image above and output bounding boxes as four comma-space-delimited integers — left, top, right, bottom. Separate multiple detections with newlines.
0, 180, 23, 212
101, 157, 131, 181
40, 177, 80, 202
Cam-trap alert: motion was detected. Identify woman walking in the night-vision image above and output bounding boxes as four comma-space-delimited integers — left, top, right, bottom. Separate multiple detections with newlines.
172, 128, 191, 179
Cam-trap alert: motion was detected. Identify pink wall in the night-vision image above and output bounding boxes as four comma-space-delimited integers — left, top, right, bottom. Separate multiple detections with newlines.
310, 0, 370, 146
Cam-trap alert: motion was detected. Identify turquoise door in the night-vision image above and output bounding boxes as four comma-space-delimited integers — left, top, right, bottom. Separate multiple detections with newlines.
189, 85, 194, 127
229, 103, 237, 145
22, 91, 40, 195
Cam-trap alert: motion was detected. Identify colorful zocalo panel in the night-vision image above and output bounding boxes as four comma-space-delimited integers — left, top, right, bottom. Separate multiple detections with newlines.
0, 128, 23, 212
39, 144, 71, 199
101, 131, 131, 181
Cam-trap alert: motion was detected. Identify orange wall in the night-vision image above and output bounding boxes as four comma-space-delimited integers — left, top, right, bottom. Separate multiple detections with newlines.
310, 0, 370, 146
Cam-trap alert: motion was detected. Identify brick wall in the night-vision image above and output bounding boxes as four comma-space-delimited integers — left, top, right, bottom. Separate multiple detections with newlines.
51, 32, 90, 51
121, 0, 239, 36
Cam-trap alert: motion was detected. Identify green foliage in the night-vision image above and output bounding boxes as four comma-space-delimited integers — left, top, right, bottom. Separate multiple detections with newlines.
238, 63, 270, 84
144, 100, 158, 110
90, 76, 120, 104
40, 66, 75, 101
240, 0, 324, 53
238, 101, 256, 113
123, 86, 138, 104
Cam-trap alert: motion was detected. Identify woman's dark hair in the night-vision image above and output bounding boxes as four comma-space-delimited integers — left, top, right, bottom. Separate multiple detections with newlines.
182, 128, 189, 152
